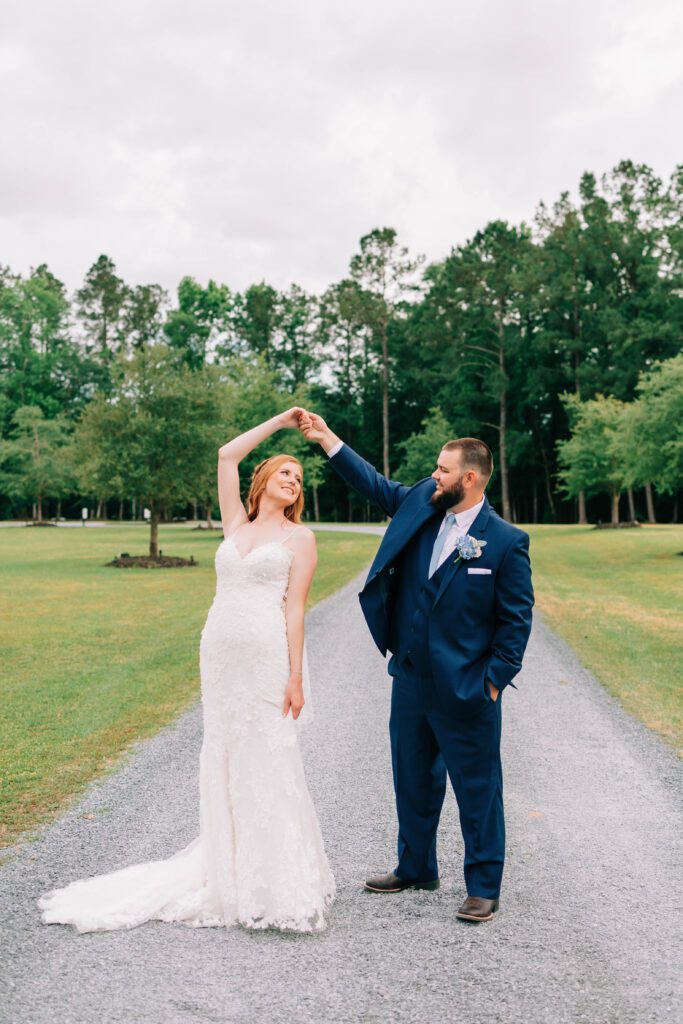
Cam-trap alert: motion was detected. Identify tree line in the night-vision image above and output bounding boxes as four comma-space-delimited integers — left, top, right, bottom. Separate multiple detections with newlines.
1, 159, 681, 541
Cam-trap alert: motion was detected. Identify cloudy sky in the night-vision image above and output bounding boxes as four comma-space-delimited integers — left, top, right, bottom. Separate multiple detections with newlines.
1, 0, 681, 297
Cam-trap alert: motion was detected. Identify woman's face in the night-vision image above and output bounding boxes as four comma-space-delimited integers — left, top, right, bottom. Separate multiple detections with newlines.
266, 461, 302, 507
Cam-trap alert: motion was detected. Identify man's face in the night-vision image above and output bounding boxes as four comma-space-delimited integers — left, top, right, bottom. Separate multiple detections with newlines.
430, 448, 467, 513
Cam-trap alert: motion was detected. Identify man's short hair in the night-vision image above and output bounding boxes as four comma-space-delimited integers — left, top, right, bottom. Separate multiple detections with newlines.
442, 438, 494, 483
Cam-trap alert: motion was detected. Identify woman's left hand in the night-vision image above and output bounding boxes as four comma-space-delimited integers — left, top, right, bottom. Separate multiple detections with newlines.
282, 678, 305, 720
278, 407, 307, 430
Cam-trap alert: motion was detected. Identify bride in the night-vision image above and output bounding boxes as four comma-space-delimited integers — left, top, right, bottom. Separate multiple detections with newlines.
38, 408, 336, 933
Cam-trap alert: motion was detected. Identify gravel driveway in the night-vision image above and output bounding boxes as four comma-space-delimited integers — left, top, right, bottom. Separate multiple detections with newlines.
1, 569, 681, 1024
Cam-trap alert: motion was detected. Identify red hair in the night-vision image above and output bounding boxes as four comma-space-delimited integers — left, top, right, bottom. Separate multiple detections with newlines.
246, 454, 304, 523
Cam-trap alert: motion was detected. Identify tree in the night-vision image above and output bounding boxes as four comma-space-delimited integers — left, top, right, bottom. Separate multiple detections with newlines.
301, 453, 325, 521
425, 222, 536, 521
556, 395, 630, 524
349, 228, 423, 478
317, 280, 370, 443
628, 354, 683, 497
74, 345, 226, 556
230, 283, 279, 365
0, 157, 680, 527
0, 406, 73, 520
0, 264, 102, 435
599, 161, 682, 396
75, 255, 129, 361
535, 193, 596, 523
394, 406, 453, 483
125, 284, 168, 350
533, 162, 683, 524
276, 285, 319, 388
165, 277, 232, 369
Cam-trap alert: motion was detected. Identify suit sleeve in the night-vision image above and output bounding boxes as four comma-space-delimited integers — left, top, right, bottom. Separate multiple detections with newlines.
328, 443, 411, 519
486, 532, 534, 692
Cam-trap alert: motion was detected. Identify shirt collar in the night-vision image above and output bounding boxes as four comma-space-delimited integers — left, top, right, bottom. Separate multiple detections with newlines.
448, 495, 485, 532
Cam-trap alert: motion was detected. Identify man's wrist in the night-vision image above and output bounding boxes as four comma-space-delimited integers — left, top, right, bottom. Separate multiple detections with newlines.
324, 436, 343, 457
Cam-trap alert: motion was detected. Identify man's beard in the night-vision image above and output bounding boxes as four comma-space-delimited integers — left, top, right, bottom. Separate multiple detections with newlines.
430, 478, 465, 515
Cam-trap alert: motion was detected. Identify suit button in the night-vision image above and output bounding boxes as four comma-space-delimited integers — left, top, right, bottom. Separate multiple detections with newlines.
388, 567, 395, 576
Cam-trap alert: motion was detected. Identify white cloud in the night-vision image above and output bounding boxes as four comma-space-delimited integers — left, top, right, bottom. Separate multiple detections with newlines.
0, 0, 680, 296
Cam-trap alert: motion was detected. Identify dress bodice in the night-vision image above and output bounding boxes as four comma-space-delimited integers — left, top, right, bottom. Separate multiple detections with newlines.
213, 537, 294, 604
202, 532, 314, 726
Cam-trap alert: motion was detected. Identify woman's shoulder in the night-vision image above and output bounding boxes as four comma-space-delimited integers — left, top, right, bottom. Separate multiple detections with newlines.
288, 524, 316, 548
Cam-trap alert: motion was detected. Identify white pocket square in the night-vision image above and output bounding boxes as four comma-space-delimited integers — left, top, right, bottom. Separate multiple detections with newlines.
467, 567, 491, 575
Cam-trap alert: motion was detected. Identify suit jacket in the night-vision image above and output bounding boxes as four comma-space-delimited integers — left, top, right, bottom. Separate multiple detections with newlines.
329, 443, 534, 708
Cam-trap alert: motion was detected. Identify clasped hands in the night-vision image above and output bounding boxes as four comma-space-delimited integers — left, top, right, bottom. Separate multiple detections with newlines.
278, 406, 327, 443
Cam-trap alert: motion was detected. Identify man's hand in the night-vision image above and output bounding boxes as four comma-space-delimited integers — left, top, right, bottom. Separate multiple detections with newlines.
297, 410, 342, 454
298, 410, 328, 443
488, 681, 499, 702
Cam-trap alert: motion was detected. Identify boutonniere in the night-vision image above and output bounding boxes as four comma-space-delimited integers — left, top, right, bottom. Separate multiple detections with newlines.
453, 535, 487, 565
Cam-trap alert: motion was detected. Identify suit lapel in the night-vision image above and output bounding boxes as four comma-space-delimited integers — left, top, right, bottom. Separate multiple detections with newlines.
369, 499, 436, 578
432, 496, 491, 609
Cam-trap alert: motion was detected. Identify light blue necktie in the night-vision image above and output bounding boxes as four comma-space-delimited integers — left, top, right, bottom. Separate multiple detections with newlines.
428, 512, 456, 578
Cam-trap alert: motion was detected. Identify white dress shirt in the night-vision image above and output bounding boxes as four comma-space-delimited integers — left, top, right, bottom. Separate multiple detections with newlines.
326, 441, 484, 572
431, 498, 485, 573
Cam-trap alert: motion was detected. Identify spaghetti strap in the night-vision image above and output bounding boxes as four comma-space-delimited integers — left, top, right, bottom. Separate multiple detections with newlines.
229, 522, 299, 549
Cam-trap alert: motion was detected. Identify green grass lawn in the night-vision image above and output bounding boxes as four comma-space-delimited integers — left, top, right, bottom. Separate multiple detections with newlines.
526, 524, 683, 754
2, 521, 681, 850
0, 524, 380, 848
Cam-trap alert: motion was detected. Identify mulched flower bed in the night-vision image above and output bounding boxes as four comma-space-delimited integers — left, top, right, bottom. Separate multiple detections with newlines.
593, 521, 642, 529
106, 554, 197, 568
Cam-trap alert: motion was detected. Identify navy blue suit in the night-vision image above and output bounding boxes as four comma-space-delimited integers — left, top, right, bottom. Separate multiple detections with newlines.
329, 442, 534, 897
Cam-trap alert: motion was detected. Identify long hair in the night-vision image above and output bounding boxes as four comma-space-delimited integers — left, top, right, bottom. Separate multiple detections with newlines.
246, 454, 304, 523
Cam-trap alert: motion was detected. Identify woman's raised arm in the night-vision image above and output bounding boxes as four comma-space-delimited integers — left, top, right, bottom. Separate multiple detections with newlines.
217, 408, 306, 537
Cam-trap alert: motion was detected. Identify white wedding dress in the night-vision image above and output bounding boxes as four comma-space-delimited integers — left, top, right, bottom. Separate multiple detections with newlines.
37, 530, 336, 934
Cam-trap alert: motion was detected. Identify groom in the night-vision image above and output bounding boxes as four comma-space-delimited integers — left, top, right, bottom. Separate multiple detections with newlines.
300, 412, 534, 922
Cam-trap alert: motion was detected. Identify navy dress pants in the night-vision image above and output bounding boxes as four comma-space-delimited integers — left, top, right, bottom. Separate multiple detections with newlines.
389, 667, 504, 899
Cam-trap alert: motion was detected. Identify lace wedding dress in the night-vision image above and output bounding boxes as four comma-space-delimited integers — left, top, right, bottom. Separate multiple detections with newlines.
37, 530, 336, 934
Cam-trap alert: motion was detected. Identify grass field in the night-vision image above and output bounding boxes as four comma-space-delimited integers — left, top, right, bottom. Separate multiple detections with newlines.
0, 524, 380, 849
526, 524, 682, 754
2, 520, 681, 850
